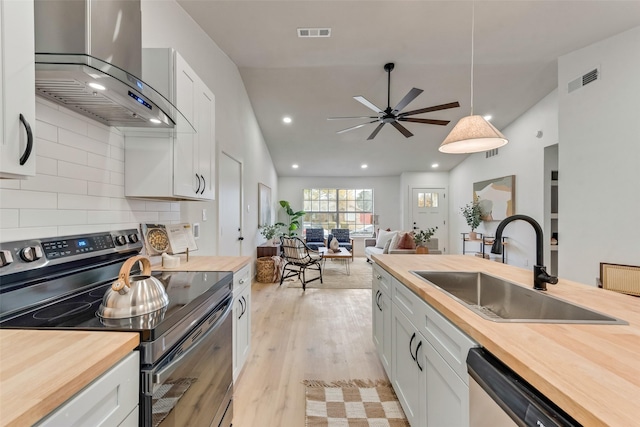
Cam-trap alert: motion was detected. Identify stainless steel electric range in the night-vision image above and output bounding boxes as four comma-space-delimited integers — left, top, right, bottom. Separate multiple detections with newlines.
0, 229, 233, 427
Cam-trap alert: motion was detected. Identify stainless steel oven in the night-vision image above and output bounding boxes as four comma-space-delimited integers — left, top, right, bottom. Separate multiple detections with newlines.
0, 229, 233, 427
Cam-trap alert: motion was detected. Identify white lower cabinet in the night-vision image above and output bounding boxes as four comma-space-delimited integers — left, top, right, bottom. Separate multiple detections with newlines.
233, 264, 251, 381
372, 264, 392, 377
37, 352, 139, 426
374, 266, 478, 427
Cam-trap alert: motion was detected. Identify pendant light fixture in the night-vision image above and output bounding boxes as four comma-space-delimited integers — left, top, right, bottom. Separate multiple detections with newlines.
439, 2, 508, 154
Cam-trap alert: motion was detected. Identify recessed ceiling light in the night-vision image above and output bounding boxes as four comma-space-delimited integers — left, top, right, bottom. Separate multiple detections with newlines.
88, 82, 106, 91
292, 164, 299, 169
431, 163, 439, 168
361, 164, 368, 169
283, 116, 292, 124
483, 115, 492, 121
149, 118, 162, 124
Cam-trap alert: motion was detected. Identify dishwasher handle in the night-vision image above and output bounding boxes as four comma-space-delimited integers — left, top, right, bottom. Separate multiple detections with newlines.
467, 348, 581, 427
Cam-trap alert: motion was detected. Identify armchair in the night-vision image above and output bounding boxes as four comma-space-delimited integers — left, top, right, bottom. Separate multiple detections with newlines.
328, 228, 354, 259
279, 236, 323, 291
304, 228, 325, 251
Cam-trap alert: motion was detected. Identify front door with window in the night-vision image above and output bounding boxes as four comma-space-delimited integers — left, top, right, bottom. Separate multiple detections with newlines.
411, 188, 448, 253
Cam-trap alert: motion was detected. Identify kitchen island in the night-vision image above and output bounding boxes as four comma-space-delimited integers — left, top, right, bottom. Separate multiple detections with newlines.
0, 330, 139, 427
372, 254, 640, 427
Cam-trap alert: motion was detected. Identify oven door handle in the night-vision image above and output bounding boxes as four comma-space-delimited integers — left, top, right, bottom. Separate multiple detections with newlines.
151, 300, 233, 388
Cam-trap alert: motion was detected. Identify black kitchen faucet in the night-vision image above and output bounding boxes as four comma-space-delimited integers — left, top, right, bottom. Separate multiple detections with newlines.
491, 214, 558, 291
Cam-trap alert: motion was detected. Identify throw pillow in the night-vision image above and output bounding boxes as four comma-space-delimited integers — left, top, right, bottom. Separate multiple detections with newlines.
382, 239, 393, 254
330, 237, 339, 251
397, 232, 417, 250
389, 231, 402, 250
375, 229, 396, 249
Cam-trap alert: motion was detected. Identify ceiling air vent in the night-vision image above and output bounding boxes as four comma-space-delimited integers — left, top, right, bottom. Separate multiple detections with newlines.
485, 148, 499, 158
297, 28, 331, 38
568, 67, 600, 93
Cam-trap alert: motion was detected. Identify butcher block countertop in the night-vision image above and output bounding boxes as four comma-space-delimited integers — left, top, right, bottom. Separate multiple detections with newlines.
151, 255, 251, 273
373, 254, 640, 427
0, 330, 139, 427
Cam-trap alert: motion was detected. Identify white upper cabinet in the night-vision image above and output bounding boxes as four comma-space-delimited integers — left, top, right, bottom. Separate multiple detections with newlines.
0, 0, 36, 179
124, 49, 215, 201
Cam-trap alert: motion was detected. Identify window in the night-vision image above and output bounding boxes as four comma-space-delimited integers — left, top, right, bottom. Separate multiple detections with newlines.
417, 191, 439, 208
303, 188, 374, 236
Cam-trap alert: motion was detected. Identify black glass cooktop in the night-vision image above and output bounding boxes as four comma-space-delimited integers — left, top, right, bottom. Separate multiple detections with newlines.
0, 270, 232, 341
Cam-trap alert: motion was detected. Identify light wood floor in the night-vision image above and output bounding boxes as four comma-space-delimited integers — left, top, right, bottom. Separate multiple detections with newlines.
232, 277, 386, 426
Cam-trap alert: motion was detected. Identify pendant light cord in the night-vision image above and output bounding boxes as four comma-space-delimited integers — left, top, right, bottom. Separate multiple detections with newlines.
470, 1, 475, 116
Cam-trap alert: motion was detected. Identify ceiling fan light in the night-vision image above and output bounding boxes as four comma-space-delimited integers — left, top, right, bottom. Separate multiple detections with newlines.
439, 115, 508, 154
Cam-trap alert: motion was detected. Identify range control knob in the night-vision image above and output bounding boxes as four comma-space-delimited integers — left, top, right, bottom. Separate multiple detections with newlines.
20, 246, 43, 262
128, 234, 139, 244
115, 235, 127, 246
0, 250, 14, 267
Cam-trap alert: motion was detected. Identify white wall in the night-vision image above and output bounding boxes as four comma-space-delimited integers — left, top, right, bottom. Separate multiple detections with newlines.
449, 90, 559, 268
141, 0, 278, 256
558, 26, 640, 284
0, 97, 180, 242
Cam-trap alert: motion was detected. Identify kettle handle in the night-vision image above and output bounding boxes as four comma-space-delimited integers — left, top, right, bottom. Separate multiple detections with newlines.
112, 255, 152, 292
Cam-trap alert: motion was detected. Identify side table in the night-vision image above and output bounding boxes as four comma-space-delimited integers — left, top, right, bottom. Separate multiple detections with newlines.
257, 244, 280, 258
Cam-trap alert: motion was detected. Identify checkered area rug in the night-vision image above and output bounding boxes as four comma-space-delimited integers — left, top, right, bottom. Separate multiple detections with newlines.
304, 379, 409, 427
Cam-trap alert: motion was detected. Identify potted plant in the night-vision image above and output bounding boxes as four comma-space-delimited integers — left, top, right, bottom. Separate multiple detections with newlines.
413, 227, 438, 254
278, 200, 305, 236
259, 224, 281, 245
460, 199, 482, 240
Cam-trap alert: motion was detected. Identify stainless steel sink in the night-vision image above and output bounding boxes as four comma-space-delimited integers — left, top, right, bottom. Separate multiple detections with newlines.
410, 271, 627, 324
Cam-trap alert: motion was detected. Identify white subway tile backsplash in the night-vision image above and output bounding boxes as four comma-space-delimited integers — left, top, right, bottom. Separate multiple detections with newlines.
37, 139, 88, 165
158, 211, 180, 222
21, 174, 87, 195
2, 102, 180, 239
58, 160, 110, 184
88, 182, 124, 198
0, 227, 59, 242
88, 210, 130, 224
59, 129, 109, 156
0, 209, 19, 228
0, 189, 57, 209
145, 201, 172, 212
35, 120, 58, 142
36, 156, 58, 176
20, 209, 87, 227
58, 194, 111, 210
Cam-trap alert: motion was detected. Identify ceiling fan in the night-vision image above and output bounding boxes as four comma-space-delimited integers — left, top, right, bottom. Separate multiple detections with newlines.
329, 63, 460, 140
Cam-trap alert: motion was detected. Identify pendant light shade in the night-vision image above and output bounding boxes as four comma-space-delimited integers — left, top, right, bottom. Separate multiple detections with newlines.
439, 2, 509, 154
439, 115, 508, 153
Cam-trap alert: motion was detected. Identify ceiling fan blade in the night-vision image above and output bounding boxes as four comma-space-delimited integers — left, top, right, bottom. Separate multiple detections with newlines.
367, 123, 385, 140
336, 120, 379, 134
398, 101, 461, 117
328, 116, 379, 121
391, 121, 414, 138
392, 88, 424, 114
354, 96, 384, 113
399, 117, 451, 126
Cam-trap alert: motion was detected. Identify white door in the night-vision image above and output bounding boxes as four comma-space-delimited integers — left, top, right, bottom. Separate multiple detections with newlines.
218, 152, 242, 256
411, 188, 448, 253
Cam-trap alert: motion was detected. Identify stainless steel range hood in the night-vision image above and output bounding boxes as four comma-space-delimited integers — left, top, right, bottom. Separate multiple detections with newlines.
34, 0, 191, 131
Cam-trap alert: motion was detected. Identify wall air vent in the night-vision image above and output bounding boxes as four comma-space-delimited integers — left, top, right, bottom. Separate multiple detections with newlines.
486, 148, 499, 158
297, 28, 331, 38
568, 67, 600, 93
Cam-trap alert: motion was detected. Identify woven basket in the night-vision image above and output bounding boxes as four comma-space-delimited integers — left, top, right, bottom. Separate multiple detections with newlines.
256, 257, 276, 283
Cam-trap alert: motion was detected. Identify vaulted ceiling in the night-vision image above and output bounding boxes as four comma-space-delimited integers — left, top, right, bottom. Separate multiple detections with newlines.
178, 0, 640, 177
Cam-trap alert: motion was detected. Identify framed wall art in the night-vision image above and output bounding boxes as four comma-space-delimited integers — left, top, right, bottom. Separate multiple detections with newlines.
258, 183, 272, 226
473, 175, 515, 221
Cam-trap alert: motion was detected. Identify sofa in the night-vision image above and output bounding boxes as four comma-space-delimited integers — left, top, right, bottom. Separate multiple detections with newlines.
364, 230, 441, 262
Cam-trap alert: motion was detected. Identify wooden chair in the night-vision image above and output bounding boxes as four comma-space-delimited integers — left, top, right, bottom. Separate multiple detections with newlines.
279, 236, 323, 291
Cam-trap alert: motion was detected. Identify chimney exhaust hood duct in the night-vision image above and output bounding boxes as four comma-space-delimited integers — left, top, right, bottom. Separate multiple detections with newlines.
34, 0, 192, 131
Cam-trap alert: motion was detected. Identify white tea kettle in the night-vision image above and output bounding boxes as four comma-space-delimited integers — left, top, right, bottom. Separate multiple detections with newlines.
98, 255, 169, 319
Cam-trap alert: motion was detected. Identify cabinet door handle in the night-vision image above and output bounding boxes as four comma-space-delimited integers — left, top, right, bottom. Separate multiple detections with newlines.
241, 296, 246, 317
19, 114, 33, 166
199, 174, 206, 194
377, 291, 382, 311
409, 332, 416, 361
238, 296, 245, 319
415, 341, 423, 371
195, 174, 201, 194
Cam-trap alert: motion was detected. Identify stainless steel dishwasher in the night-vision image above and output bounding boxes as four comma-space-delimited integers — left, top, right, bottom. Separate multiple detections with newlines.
467, 348, 582, 427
